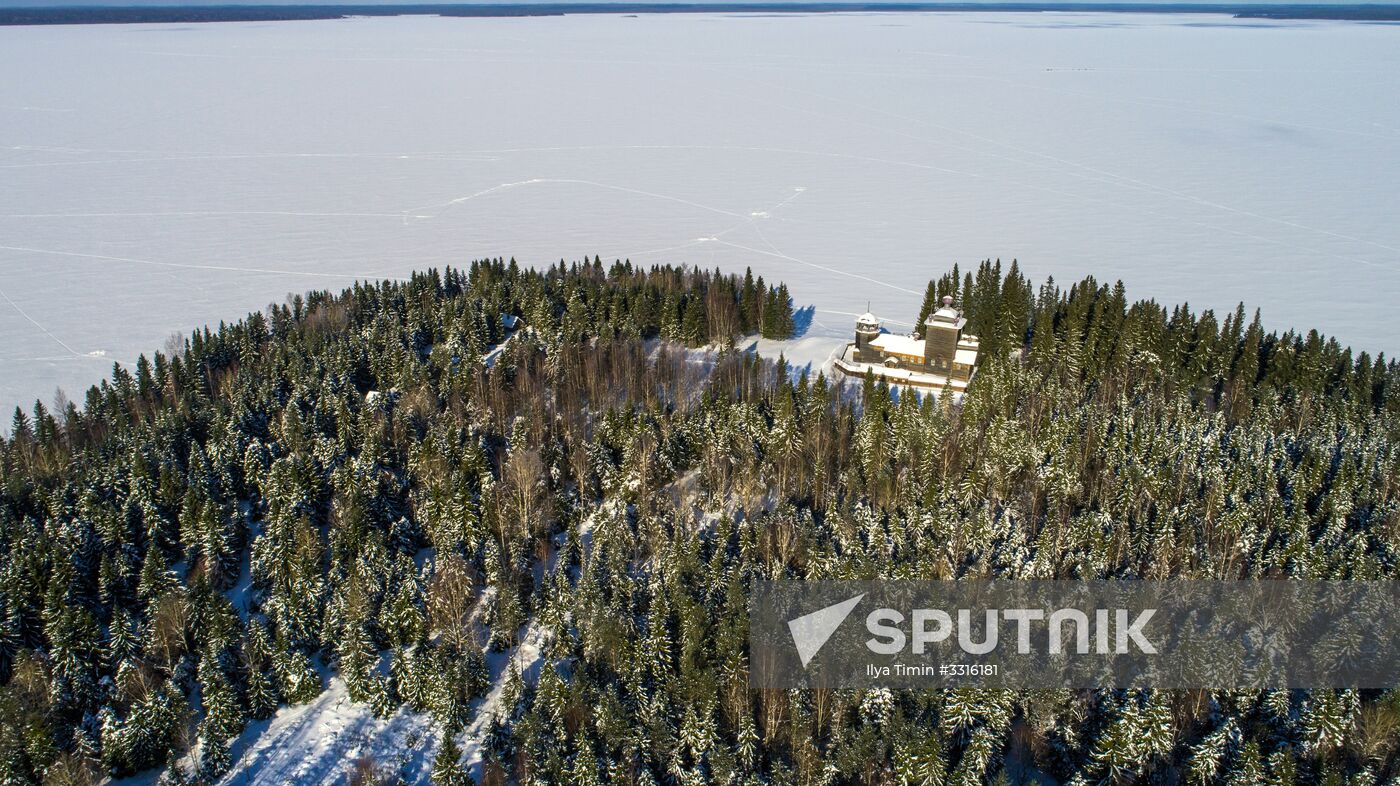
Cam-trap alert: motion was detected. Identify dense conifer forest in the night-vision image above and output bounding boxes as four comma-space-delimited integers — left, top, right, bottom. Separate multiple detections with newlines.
1, 257, 1397, 786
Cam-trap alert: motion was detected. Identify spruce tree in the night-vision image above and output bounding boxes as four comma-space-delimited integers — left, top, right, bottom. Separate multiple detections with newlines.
431, 731, 467, 786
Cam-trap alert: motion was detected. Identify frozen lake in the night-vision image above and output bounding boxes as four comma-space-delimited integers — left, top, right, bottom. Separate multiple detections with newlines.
2, 12, 1398, 412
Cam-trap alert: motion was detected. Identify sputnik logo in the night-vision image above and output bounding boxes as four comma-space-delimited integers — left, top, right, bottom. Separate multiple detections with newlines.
787, 594, 865, 668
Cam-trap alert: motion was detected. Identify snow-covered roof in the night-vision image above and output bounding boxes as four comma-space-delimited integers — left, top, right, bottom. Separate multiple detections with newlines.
834, 345, 972, 393
868, 332, 925, 358
926, 302, 967, 326
954, 348, 978, 366
856, 312, 881, 326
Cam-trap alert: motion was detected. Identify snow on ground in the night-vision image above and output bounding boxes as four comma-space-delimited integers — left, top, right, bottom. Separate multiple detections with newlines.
3, 12, 1400, 413
681, 297, 855, 382
740, 334, 846, 380
110, 677, 439, 786
458, 623, 546, 781
482, 317, 523, 369
152, 505, 603, 786
214, 678, 438, 786
227, 513, 259, 622
111, 506, 603, 786
458, 506, 600, 779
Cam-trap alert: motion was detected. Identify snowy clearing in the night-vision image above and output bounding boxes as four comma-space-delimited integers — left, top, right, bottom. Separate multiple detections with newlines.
214, 678, 438, 786
110, 677, 439, 786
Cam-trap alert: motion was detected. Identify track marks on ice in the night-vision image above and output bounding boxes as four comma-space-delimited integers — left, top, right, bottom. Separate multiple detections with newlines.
706, 237, 923, 296
0, 285, 91, 360
407, 177, 749, 220
0, 244, 393, 281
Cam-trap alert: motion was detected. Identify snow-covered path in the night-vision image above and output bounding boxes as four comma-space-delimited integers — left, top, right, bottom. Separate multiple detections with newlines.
456, 507, 599, 779
458, 621, 548, 781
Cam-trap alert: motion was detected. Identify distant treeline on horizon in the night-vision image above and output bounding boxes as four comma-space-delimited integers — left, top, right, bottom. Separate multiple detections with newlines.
1, 2, 1398, 25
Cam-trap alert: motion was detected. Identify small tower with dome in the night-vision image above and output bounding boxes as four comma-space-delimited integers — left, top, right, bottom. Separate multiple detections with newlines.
854, 311, 882, 363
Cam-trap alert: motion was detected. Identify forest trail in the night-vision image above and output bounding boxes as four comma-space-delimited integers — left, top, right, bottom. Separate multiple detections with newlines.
458, 506, 600, 781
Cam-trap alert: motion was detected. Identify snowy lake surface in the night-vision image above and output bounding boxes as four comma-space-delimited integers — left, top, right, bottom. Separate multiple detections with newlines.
2, 12, 1399, 412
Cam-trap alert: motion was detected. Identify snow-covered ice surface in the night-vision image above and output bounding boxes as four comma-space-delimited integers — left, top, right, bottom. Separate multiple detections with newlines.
2, 12, 1400, 411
